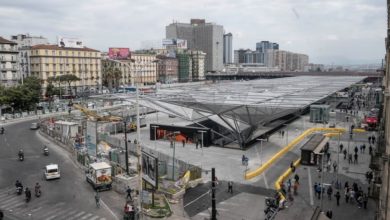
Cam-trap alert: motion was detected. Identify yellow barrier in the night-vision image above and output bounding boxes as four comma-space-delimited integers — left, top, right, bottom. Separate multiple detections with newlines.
274, 158, 301, 201
244, 127, 346, 180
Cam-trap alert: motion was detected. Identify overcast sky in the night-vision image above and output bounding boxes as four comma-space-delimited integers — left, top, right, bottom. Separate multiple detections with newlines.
0, 0, 386, 65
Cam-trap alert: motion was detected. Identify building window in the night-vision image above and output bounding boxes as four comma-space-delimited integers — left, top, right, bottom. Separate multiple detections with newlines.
45, 50, 48, 55
52, 50, 55, 55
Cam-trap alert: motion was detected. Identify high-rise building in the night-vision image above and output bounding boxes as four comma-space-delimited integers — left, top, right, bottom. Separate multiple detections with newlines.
265, 50, 308, 71
29, 44, 101, 93
0, 37, 19, 86
166, 19, 224, 72
176, 53, 192, 82
256, 41, 279, 52
223, 33, 233, 64
10, 34, 49, 81
234, 49, 249, 64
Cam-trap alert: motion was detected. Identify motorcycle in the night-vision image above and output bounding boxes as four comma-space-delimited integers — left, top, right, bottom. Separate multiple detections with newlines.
19, 154, 24, 161
43, 147, 49, 156
16, 186, 23, 195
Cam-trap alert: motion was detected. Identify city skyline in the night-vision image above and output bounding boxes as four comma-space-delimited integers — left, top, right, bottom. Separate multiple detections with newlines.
0, 0, 385, 65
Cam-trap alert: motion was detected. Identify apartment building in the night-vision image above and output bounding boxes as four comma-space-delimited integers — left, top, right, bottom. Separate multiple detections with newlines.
0, 37, 19, 86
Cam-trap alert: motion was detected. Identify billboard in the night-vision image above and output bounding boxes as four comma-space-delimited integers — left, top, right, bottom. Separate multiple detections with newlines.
57, 36, 83, 48
108, 48, 130, 60
142, 151, 158, 188
162, 39, 175, 46
162, 39, 187, 49
176, 39, 187, 49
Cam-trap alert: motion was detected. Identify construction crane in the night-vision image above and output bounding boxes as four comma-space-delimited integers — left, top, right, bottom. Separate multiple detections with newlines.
73, 104, 138, 131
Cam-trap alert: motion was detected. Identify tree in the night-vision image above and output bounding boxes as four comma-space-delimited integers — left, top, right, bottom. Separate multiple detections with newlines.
58, 74, 80, 96
103, 65, 122, 91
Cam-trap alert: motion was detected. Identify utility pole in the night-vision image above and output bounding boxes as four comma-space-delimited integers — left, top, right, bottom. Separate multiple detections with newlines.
211, 167, 217, 220
124, 120, 129, 175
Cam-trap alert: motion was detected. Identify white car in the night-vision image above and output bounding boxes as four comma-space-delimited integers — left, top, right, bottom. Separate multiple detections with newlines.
44, 164, 60, 180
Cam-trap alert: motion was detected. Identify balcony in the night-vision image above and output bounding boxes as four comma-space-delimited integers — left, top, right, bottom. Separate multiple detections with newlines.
0, 67, 18, 72
0, 57, 18, 63
0, 47, 18, 53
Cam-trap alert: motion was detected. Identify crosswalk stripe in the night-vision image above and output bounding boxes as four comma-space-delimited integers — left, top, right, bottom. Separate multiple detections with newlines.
19, 204, 44, 216
55, 209, 79, 220
0, 195, 20, 206
0, 187, 14, 197
0, 197, 23, 209
67, 211, 85, 220
45, 207, 75, 220
80, 213, 93, 219
33, 202, 65, 219
100, 218, 107, 220
89, 216, 100, 220
2, 201, 26, 210
17, 200, 46, 215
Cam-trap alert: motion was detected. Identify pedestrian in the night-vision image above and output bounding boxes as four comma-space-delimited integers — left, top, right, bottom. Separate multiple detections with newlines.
316, 184, 322, 199
339, 143, 344, 153
95, 192, 100, 208
294, 174, 299, 184
335, 191, 341, 206
354, 146, 359, 154
327, 186, 333, 200
343, 149, 347, 160
326, 152, 331, 162
357, 195, 363, 208
372, 135, 376, 144
281, 130, 285, 138
362, 144, 366, 153
368, 136, 372, 144
363, 193, 368, 209
350, 189, 355, 204
369, 145, 373, 155
287, 179, 292, 192
326, 210, 333, 219
348, 154, 353, 164
290, 161, 296, 172
314, 183, 318, 198
126, 186, 132, 200
344, 181, 349, 189
354, 153, 358, 164
182, 139, 185, 148
360, 145, 363, 153
345, 188, 350, 203
332, 161, 337, 173
227, 181, 233, 194
293, 181, 299, 195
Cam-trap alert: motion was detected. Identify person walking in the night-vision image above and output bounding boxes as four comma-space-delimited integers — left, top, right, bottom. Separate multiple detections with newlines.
327, 186, 333, 200
326, 210, 333, 219
369, 145, 373, 156
126, 186, 132, 200
339, 143, 344, 153
362, 144, 366, 153
354, 153, 358, 164
354, 146, 359, 154
294, 174, 300, 184
95, 192, 100, 208
372, 135, 376, 144
293, 181, 299, 195
332, 162, 337, 173
363, 193, 368, 209
345, 188, 350, 203
182, 140, 185, 148
227, 181, 233, 194
287, 179, 292, 192
368, 136, 372, 144
335, 191, 341, 206
348, 154, 353, 164
343, 149, 347, 160
316, 184, 322, 199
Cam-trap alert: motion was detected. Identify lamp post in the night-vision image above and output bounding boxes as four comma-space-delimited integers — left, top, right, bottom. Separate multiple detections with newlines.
198, 130, 207, 156
256, 138, 266, 165
123, 119, 129, 175
151, 125, 159, 151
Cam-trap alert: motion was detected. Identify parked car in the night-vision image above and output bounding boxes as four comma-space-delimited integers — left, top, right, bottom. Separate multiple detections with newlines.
30, 122, 40, 130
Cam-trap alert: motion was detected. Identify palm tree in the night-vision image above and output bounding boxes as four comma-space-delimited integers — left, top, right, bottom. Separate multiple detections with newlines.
103, 65, 122, 91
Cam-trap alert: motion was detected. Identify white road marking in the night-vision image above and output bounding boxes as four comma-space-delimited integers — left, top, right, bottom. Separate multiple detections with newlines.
308, 167, 314, 206
100, 198, 119, 220
80, 213, 94, 219
184, 190, 211, 208
262, 173, 269, 189
67, 211, 85, 220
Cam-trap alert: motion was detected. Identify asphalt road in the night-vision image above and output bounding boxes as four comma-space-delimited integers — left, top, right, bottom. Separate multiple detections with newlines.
0, 120, 115, 220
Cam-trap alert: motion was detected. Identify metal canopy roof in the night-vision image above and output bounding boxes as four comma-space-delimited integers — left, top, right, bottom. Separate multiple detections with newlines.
124, 76, 365, 148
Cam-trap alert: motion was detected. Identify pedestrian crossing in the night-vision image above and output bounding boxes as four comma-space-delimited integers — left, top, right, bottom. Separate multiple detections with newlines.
0, 187, 107, 220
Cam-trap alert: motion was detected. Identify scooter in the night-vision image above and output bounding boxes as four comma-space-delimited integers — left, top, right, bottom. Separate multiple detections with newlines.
16, 187, 23, 195
43, 147, 49, 156
19, 154, 24, 161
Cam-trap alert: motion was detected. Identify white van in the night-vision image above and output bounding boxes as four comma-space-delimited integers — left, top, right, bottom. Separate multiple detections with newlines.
44, 164, 60, 180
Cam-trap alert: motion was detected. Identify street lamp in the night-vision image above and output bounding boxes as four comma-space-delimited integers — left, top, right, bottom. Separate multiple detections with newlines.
151, 125, 159, 151
198, 130, 207, 156
256, 138, 266, 165
169, 131, 180, 180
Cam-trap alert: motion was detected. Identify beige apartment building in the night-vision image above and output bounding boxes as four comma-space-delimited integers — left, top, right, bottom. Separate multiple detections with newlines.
29, 45, 101, 93
266, 49, 308, 71
102, 53, 158, 87
0, 37, 19, 86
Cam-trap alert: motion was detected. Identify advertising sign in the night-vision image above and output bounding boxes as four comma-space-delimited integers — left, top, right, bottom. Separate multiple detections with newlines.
86, 121, 97, 156
57, 36, 83, 48
162, 39, 175, 46
142, 151, 158, 188
108, 48, 130, 60
176, 39, 187, 49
